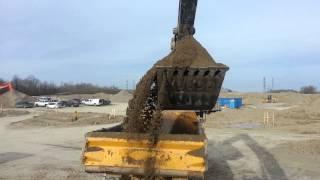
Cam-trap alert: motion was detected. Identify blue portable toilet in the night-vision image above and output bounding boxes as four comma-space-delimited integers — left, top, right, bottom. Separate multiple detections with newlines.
217, 98, 242, 109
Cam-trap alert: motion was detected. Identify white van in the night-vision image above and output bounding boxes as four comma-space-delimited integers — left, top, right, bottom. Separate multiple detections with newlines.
81, 99, 103, 106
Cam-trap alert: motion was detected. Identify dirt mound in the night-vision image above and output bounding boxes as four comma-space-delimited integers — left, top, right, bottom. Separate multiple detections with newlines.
10, 112, 123, 128
0, 90, 34, 108
219, 92, 318, 107
306, 96, 320, 118
158, 36, 219, 67
110, 90, 132, 103
278, 94, 320, 121
0, 110, 30, 118
276, 92, 312, 105
54, 92, 112, 101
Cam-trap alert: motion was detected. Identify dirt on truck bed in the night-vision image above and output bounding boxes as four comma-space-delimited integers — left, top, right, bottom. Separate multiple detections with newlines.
157, 36, 218, 67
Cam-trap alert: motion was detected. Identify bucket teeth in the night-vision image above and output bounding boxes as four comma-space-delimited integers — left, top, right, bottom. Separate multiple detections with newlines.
156, 66, 228, 110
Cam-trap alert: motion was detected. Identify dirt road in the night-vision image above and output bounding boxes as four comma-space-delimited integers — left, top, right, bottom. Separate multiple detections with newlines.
28, 103, 128, 116
1, 113, 320, 179
205, 128, 320, 180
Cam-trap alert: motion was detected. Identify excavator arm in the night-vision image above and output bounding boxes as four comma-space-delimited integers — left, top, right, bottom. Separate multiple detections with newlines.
172, 0, 198, 49
176, 0, 198, 39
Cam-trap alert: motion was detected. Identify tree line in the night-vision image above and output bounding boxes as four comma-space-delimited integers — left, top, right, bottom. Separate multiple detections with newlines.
1, 75, 120, 96
299, 85, 318, 94
270, 86, 318, 94
1, 76, 317, 95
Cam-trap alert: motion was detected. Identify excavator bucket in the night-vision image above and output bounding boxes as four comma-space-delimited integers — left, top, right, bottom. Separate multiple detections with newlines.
156, 65, 229, 111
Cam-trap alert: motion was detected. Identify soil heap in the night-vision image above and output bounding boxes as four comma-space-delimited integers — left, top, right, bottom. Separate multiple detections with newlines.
110, 90, 133, 103
0, 90, 34, 108
123, 36, 224, 133
158, 36, 218, 67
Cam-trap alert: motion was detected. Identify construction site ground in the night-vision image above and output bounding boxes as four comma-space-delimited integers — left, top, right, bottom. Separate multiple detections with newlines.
0, 93, 320, 180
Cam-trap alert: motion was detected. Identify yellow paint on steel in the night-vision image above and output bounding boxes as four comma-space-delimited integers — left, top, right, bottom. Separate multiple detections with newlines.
83, 135, 206, 174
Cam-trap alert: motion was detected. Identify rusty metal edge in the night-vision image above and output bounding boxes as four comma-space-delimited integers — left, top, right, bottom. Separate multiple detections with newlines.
85, 165, 204, 178
155, 65, 229, 70
86, 132, 207, 142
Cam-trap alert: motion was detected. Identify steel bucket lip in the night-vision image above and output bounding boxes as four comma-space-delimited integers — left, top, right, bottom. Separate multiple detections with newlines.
155, 64, 229, 71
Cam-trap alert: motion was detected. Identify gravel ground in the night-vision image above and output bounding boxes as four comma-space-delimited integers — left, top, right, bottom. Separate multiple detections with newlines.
1, 113, 320, 180
0, 99, 320, 180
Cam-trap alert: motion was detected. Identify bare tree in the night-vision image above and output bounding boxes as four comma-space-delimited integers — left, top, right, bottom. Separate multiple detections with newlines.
300, 85, 317, 94
0, 78, 5, 84
10, 75, 120, 96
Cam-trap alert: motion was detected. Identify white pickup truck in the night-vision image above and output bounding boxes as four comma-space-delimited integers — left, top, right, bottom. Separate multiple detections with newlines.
34, 100, 50, 107
34, 97, 52, 107
81, 99, 103, 106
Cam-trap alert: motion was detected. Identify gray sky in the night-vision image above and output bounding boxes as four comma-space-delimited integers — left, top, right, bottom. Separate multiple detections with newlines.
0, 0, 319, 91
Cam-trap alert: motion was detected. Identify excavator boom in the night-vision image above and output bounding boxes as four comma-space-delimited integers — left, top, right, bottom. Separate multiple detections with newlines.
172, 0, 198, 49
176, 0, 198, 39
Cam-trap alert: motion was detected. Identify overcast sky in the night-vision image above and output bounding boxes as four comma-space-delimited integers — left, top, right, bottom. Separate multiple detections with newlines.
0, 0, 319, 91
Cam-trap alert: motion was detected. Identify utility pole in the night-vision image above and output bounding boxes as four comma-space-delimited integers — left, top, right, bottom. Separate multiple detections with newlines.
126, 80, 129, 91
271, 77, 274, 91
263, 77, 266, 93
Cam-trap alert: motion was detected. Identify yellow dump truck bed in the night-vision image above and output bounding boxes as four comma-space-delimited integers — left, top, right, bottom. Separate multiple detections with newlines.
82, 132, 207, 178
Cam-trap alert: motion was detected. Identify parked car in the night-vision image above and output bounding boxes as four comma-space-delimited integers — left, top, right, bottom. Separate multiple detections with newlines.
81, 99, 103, 106
102, 99, 111, 105
67, 99, 80, 107
81, 99, 88, 104
34, 100, 50, 107
47, 102, 63, 109
38, 96, 51, 102
15, 101, 34, 108
58, 100, 79, 107
72, 99, 81, 104
57, 101, 68, 107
